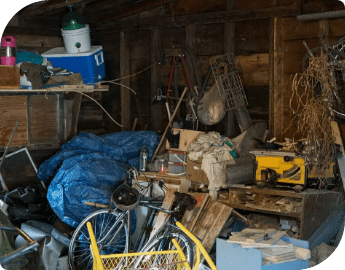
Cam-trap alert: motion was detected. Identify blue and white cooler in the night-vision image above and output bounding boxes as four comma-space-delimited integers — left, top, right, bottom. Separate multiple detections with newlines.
42, 46, 105, 84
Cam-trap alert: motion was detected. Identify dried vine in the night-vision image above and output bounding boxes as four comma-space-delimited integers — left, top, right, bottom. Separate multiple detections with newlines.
289, 51, 340, 183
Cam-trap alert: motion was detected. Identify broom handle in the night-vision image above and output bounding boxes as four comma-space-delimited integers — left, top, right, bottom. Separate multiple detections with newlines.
152, 87, 188, 161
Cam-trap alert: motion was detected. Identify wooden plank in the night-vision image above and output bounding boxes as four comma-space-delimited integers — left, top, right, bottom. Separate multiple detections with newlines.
7, 15, 61, 29
64, 99, 74, 141
150, 188, 177, 238
3, 26, 61, 37
151, 28, 162, 132
269, 17, 275, 138
182, 193, 210, 231
28, 95, 59, 144
282, 17, 319, 41
224, 0, 237, 138
70, 93, 82, 137
192, 199, 233, 253
120, 31, 131, 131
98, 5, 298, 31
12, 34, 63, 48
236, 53, 269, 86
0, 96, 28, 146
300, 192, 341, 240
329, 17, 345, 37
235, 19, 270, 54
89, 0, 176, 22
0, 66, 20, 89
21, 0, 99, 16
194, 23, 224, 56
273, 17, 284, 141
136, 171, 182, 186
186, 24, 196, 50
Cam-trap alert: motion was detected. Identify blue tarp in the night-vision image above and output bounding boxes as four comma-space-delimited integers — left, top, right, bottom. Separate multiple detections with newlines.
37, 131, 160, 229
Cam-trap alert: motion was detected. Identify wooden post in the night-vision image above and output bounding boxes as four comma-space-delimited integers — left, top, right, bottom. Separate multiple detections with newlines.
273, 18, 284, 141
120, 31, 131, 131
224, 0, 237, 138
319, 19, 329, 43
269, 18, 275, 138
151, 29, 161, 132
186, 24, 196, 49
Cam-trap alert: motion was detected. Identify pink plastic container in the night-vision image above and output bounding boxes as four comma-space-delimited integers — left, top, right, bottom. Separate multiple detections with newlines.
1, 36, 16, 66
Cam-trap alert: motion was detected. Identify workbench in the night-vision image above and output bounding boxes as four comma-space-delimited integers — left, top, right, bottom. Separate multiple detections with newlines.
219, 186, 342, 240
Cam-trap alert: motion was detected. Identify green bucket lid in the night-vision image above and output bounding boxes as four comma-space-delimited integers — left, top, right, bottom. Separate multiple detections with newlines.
63, 20, 85, 30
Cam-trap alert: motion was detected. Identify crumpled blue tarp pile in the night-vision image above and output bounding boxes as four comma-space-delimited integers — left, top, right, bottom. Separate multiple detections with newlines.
37, 131, 160, 229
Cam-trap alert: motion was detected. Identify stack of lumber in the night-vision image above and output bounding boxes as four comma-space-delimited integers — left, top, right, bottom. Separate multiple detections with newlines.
227, 228, 310, 264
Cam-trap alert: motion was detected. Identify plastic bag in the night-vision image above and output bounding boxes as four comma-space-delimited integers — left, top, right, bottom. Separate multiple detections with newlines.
197, 84, 226, 126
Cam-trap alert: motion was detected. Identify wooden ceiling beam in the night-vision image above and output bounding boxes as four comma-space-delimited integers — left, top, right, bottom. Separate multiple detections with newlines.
7, 15, 61, 29
83, 0, 142, 15
21, 0, 98, 17
88, 0, 175, 22
96, 5, 298, 32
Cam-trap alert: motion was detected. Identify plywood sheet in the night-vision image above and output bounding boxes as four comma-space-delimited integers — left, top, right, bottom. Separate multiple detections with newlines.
0, 96, 28, 146
28, 95, 59, 144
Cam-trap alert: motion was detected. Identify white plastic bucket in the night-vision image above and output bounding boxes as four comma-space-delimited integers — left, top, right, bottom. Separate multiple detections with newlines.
61, 24, 91, 54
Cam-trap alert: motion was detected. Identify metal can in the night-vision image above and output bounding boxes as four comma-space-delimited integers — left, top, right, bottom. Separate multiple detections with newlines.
139, 147, 149, 171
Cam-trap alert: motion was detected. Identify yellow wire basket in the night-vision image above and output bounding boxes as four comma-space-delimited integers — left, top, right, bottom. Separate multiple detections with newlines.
87, 221, 218, 270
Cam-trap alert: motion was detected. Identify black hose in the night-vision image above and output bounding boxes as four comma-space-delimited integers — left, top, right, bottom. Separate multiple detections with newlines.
179, 44, 202, 91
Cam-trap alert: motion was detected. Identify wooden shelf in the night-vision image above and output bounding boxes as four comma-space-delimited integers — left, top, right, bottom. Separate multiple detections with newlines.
224, 186, 342, 240
0, 84, 109, 93
219, 201, 301, 218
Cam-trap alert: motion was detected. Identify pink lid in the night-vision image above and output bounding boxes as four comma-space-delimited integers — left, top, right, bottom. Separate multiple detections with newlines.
1, 36, 16, 47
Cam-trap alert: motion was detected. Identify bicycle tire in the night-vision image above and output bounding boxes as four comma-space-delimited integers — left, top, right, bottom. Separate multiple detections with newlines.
135, 233, 194, 268
68, 209, 129, 270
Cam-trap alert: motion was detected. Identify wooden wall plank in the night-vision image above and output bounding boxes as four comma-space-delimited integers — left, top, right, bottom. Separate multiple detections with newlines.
235, 19, 270, 54
151, 28, 162, 132
12, 35, 63, 48
282, 17, 319, 40
0, 96, 28, 146
236, 53, 269, 86
195, 24, 224, 56
329, 17, 345, 37
120, 31, 131, 131
269, 17, 275, 138
273, 17, 284, 141
28, 95, 59, 144
224, 0, 237, 138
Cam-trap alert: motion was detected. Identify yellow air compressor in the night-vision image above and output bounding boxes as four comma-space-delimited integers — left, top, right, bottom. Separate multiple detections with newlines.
251, 150, 307, 188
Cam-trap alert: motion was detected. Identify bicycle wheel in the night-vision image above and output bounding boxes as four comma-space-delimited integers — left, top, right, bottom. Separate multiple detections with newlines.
137, 232, 194, 269
68, 209, 129, 270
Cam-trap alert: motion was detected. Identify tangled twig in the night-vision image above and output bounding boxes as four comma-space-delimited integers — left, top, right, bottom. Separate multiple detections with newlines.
288, 51, 341, 184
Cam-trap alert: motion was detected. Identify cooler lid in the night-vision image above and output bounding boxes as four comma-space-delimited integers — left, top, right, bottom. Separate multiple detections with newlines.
42, 45, 103, 58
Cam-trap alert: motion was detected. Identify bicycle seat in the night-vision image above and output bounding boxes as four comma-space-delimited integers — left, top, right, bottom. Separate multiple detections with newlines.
174, 192, 197, 211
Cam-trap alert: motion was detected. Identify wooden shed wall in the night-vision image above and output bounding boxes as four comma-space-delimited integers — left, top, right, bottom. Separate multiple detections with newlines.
273, 16, 345, 141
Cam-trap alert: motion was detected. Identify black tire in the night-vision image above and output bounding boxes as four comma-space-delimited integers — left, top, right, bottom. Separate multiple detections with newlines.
68, 209, 129, 270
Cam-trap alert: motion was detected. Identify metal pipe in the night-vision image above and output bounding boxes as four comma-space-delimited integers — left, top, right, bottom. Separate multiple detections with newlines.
297, 10, 345, 21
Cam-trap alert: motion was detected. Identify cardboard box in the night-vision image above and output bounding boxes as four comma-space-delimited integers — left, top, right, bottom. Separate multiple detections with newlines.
166, 128, 204, 151
186, 156, 208, 184
0, 66, 20, 89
